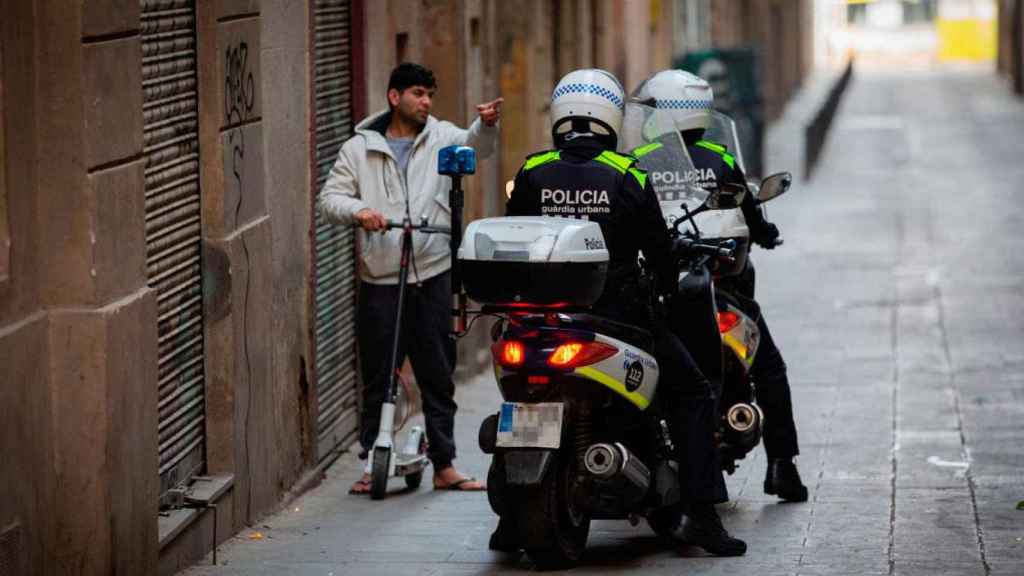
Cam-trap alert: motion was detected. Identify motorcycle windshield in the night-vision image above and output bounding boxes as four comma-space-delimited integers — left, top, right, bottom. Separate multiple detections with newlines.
621, 101, 708, 206
703, 110, 746, 174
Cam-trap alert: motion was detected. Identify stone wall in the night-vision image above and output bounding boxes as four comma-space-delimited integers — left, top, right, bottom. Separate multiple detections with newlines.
0, 2, 158, 575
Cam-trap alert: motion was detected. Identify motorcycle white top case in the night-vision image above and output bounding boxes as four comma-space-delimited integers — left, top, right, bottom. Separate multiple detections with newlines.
459, 217, 609, 307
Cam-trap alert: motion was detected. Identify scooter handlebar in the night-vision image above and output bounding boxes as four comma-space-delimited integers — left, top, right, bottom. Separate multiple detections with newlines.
383, 219, 452, 235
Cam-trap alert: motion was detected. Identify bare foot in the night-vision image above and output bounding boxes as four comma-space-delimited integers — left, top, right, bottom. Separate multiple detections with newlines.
433, 466, 486, 491
348, 473, 372, 495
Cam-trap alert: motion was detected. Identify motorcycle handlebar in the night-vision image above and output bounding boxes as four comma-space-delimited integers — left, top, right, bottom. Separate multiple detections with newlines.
674, 237, 736, 262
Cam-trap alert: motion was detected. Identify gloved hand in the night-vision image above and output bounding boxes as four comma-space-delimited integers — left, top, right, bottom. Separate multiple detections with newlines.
752, 222, 781, 249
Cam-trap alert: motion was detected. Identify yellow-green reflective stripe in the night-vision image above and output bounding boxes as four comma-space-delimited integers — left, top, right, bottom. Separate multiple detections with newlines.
696, 140, 735, 169
524, 151, 560, 171
628, 168, 647, 188
595, 150, 630, 174
632, 142, 663, 158
596, 151, 646, 187
696, 140, 725, 154
575, 366, 651, 409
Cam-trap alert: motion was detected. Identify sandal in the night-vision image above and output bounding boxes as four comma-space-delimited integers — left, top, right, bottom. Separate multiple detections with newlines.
433, 476, 485, 491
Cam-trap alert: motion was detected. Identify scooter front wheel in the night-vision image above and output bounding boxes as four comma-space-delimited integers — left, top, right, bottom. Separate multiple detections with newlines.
371, 446, 391, 500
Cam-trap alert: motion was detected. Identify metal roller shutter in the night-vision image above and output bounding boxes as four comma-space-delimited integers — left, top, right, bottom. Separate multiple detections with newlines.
140, 0, 206, 497
312, 0, 359, 460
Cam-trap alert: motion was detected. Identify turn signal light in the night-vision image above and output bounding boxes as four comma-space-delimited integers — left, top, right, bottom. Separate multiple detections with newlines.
497, 340, 525, 368
718, 311, 740, 333
547, 341, 617, 369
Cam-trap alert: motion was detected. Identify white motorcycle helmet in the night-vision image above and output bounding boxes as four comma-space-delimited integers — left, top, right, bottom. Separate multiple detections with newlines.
550, 68, 625, 148
632, 70, 714, 140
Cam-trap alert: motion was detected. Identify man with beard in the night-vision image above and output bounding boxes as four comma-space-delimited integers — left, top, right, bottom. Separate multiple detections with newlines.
319, 62, 502, 495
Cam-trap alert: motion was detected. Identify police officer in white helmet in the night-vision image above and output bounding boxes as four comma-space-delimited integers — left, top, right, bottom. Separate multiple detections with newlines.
630, 69, 808, 505
490, 69, 747, 557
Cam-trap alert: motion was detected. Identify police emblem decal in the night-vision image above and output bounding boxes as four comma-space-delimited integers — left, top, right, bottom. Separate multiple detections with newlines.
625, 360, 644, 392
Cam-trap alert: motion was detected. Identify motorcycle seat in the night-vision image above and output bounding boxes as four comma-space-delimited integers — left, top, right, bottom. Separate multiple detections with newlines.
562, 313, 655, 355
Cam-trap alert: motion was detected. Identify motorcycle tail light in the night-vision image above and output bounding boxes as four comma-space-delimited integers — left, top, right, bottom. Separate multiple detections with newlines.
717, 311, 740, 334
495, 340, 525, 368
547, 341, 617, 369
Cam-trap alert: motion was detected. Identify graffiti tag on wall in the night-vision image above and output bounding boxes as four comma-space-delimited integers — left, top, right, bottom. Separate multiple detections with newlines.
225, 41, 256, 202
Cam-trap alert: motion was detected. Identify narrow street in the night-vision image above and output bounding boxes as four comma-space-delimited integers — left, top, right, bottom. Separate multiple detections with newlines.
184, 65, 1024, 576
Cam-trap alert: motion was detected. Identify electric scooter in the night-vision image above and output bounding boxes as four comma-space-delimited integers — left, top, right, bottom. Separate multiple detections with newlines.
367, 145, 476, 500
366, 217, 450, 499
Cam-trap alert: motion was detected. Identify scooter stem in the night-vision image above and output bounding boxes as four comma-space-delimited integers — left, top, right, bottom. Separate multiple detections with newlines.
384, 225, 413, 406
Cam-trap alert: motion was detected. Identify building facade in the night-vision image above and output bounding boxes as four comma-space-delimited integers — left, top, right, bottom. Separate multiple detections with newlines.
0, 2, 813, 574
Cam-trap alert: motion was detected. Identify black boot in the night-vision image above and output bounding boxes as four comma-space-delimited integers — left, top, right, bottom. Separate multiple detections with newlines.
676, 502, 747, 557
488, 516, 521, 553
764, 458, 808, 502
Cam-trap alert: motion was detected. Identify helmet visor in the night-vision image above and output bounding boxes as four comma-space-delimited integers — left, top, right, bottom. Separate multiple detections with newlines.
622, 100, 705, 202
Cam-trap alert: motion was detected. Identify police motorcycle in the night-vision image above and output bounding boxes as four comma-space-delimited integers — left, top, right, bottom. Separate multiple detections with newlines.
463, 211, 744, 567
622, 105, 790, 474
436, 160, 738, 567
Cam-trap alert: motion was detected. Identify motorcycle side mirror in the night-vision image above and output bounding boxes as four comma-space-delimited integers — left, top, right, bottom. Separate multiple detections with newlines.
438, 145, 477, 176
756, 172, 791, 203
704, 183, 746, 210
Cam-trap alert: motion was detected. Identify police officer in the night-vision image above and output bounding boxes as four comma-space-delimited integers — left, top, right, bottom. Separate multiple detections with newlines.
630, 69, 808, 503
493, 68, 746, 557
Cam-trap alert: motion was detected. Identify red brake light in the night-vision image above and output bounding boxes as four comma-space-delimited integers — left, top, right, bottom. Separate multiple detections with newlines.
505, 302, 571, 309
718, 311, 740, 334
548, 343, 583, 366
547, 341, 617, 369
496, 340, 525, 368
527, 375, 550, 385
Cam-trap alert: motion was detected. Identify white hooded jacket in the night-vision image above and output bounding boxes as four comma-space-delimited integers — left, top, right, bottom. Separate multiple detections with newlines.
318, 109, 498, 284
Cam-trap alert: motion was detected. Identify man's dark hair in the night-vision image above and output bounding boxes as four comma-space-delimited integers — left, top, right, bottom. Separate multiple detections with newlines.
388, 62, 437, 95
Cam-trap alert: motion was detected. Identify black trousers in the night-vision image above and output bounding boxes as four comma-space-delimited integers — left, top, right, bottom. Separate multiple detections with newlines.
727, 263, 801, 460
357, 271, 458, 469
750, 310, 800, 460
651, 320, 730, 504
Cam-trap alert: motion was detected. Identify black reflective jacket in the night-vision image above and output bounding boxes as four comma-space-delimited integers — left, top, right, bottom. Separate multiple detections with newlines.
505, 138, 677, 319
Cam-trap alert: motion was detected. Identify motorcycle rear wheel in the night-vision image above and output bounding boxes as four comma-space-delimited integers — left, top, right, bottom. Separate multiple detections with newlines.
516, 454, 590, 569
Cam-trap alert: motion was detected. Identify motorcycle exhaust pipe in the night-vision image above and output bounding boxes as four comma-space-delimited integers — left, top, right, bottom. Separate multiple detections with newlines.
584, 443, 651, 493
724, 403, 764, 449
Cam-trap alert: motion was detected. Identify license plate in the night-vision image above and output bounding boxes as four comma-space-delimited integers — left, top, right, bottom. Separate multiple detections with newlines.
496, 402, 563, 449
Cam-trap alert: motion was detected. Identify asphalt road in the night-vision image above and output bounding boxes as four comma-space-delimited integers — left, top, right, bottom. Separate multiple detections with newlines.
184, 64, 1024, 576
